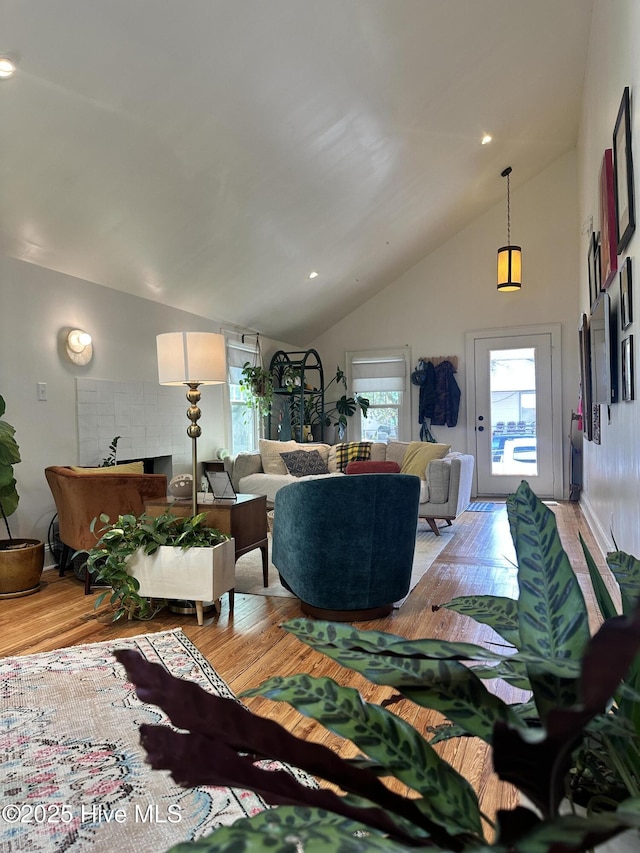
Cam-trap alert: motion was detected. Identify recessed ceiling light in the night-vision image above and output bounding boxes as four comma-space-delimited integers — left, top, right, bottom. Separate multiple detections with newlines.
308, 271, 319, 279
0, 57, 17, 79
481, 134, 492, 145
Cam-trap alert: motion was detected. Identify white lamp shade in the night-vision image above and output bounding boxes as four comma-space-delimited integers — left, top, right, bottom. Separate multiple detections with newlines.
157, 332, 227, 385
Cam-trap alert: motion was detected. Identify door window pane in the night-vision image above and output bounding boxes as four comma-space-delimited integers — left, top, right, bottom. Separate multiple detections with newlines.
490, 348, 537, 476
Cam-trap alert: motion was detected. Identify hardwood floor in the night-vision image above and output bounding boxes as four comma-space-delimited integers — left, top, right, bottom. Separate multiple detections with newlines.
0, 499, 609, 835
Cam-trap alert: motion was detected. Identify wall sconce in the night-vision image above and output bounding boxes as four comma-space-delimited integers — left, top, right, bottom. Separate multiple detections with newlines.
65, 329, 93, 365
497, 166, 522, 292
156, 332, 227, 516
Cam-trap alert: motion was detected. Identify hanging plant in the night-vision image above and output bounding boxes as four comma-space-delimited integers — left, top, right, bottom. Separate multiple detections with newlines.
239, 363, 274, 419
237, 334, 274, 418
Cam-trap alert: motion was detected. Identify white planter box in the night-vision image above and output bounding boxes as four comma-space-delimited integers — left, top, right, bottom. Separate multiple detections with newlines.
126, 539, 235, 624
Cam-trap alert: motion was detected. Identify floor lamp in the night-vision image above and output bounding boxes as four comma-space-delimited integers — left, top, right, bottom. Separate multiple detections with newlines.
156, 332, 227, 516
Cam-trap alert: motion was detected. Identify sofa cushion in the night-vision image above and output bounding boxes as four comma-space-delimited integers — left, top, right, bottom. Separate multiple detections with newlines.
426, 457, 452, 504
400, 442, 450, 479
70, 461, 144, 474
280, 449, 329, 477
385, 441, 411, 467
333, 441, 372, 473
259, 439, 300, 474
345, 460, 401, 474
369, 442, 387, 462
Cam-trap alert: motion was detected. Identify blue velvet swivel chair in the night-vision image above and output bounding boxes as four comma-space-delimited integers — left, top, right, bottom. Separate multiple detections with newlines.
271, 474, 421, 620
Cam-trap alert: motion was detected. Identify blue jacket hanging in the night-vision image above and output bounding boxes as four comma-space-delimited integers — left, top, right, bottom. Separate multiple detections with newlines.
432, 360, 460, 427
411, 359, 460, 431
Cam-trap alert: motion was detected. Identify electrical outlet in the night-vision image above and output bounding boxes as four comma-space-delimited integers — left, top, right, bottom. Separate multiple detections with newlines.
37, 382, 47, 401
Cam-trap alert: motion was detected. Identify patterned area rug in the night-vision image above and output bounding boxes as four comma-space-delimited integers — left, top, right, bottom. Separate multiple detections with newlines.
0, 629, 311, 851
234, 522, 455, 607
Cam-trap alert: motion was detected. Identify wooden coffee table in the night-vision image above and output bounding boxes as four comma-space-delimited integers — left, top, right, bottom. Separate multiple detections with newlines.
143, 493, 269, 611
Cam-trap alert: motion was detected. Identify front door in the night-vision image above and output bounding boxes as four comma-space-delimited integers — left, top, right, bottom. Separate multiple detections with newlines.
466, 326, 562, 498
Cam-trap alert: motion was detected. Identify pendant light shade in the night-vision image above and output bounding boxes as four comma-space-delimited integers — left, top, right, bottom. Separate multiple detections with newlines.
497, 166, 522, 291
497, 244, 522, 291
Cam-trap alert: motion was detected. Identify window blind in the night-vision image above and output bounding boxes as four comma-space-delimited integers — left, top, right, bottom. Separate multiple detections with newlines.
350, 347, 409, 392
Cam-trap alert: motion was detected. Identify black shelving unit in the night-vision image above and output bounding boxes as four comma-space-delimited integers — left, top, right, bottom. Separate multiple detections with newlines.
268, 349, 325, 442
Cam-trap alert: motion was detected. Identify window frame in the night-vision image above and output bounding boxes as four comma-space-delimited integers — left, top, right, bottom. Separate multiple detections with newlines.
225, 333, 260, 454
346, 347, 411, 442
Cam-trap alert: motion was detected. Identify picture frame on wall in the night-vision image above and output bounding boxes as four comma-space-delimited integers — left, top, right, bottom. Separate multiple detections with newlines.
599, 149, 618, 288
613, 86, 636, 255
620, 256, 633, 330
622, 335, 634, 401
588, 230, 601, 308
578, 312, 592, 440
592, 403, 601, 444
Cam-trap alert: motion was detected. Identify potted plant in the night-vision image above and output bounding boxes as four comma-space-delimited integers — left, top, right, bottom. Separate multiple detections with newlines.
299, 366, 370, 441
115, 479, 640, 851
0, 394, 44, 597
86, 511, 234, 625
239, 362, 274, 418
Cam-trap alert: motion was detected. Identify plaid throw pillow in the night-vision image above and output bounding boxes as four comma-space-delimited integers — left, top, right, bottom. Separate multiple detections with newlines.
335, 441, 372, 473
280, 449, 329, 477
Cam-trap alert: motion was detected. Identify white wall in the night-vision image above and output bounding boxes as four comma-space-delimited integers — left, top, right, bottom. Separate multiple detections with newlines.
577, 0, 640, 556
0, 257, 288, 557
311, 150, 580, 491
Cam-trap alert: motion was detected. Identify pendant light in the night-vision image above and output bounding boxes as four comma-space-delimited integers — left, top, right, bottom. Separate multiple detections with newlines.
497, 166, 522, 291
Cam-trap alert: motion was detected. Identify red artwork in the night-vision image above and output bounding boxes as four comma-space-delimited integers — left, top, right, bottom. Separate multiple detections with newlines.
600, 148, 618, 289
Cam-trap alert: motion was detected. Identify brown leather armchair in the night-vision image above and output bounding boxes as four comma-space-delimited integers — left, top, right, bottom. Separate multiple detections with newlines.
45, 466, 167, 593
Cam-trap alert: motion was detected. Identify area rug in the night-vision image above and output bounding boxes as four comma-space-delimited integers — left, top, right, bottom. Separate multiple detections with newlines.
234, 523, 455, 608
465, 501, 503, 512
0, 629, 312, 852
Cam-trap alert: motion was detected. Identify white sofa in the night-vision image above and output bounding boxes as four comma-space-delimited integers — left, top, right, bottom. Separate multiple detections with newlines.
226, 439, 474, 535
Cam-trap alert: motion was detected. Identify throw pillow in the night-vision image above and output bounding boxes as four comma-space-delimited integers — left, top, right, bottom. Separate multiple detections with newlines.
280, 449, 329, 477
259, 439, 299, 475
70, 461, 145, 474
334, 441, 372, 473
345, 460, 401, 474
400, 442, 450, 480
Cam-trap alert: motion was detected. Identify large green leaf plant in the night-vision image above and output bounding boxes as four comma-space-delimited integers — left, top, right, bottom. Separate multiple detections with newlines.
114, 481, 640, 851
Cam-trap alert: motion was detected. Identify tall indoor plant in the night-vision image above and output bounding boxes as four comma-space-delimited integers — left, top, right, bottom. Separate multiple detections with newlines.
0, 394, 44, 597
302, 365, 370, 440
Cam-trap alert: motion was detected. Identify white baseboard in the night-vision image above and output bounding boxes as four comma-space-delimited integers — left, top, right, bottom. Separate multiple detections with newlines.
579, 494, 612, 560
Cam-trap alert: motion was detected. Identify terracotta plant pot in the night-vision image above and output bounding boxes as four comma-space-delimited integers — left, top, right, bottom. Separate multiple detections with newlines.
0, 538, 45, 598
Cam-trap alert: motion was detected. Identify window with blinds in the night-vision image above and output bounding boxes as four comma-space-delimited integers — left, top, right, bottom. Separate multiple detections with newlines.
348, 347, 410, 442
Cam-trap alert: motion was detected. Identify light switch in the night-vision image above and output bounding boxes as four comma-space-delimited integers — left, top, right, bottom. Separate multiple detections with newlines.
37, 382, 47, 401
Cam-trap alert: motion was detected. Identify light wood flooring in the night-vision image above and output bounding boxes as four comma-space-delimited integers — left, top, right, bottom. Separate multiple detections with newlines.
0, 499, 610, 836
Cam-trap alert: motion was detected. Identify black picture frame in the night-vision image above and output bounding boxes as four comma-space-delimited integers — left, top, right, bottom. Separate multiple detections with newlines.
588, 230, 601, 308
613, 86, 636, 255
578, 313, 592, 440
622, 335, 634, 401
206, 470, 237, 500
620, 256, 633, 330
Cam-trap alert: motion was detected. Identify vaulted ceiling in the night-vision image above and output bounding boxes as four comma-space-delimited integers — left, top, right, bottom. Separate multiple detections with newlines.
2, 0, 593, 343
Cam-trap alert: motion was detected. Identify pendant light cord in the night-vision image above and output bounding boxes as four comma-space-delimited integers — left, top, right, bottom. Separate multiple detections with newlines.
502, 166, 512, 244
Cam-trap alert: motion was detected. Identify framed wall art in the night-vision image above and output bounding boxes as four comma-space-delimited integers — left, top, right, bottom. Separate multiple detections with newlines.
588, 230, 601, 308
622, 334, 634, 401
620, 256, 633, 330
613, 86, 636, 255
592, 403, 601, 444
578, 312, 592, 440
599, 149, 618, 288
